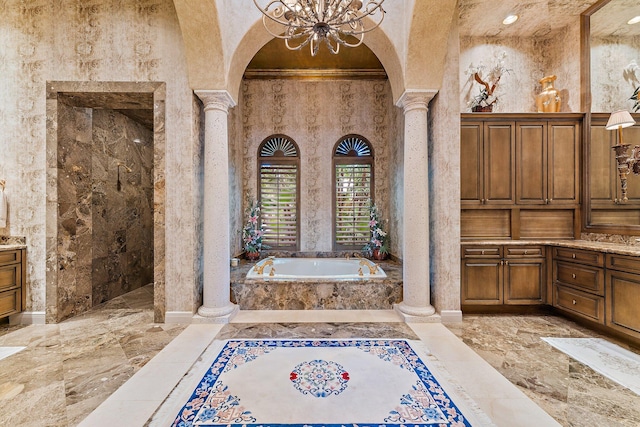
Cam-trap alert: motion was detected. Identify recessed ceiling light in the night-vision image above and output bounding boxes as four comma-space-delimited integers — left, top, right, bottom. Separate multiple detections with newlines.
503, 14, 519, 25
628, 16, 640, 25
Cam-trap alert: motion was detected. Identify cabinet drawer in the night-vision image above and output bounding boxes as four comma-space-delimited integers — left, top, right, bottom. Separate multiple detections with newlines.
0, 289, 21, 318
606, 253, 640, 275
462, 246, 501, 258
505, 246, 544, 258
554, 285, 604, 324
553, 247, 604, 266
554, 261, 604, 295
0, 250, 20, 266
0, 264, 20, 292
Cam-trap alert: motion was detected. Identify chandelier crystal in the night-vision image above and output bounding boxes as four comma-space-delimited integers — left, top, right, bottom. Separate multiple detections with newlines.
252, 0, 386, 56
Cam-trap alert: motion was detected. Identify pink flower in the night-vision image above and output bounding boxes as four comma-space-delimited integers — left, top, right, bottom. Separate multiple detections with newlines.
250, 215, 258, 224
369, 219, 377, 227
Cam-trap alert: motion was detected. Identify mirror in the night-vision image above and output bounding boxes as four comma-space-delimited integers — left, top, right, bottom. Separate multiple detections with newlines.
584, 0, 640, 233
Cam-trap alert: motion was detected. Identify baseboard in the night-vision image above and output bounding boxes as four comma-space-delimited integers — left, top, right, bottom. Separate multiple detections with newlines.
439, 310, 463, 323
9, 311, 46, 325
164, 311, 196, 324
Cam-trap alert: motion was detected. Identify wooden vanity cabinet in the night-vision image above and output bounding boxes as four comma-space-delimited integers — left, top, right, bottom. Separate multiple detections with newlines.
0, 249, 26, 319
516, 121, 580, 206
461, 121, 515, 206
605, 254, 640, 340
552, 248, 605, 324
462, 245, 545, 306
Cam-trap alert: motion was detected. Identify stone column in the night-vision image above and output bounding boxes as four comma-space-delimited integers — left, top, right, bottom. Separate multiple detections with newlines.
395, 90, 437, 319
195, 90, 238, 321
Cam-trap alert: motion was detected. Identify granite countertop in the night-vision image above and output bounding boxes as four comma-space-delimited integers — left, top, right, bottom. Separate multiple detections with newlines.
0, 244, 27, 250
461, 240, 640, 256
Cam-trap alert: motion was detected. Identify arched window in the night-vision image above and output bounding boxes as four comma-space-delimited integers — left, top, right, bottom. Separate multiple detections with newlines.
258, 135, 300, 250
333, 135, 374, 250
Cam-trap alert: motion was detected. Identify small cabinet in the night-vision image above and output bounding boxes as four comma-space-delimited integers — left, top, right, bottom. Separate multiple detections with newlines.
0, 248, 25, 319
605, 254, 640, 340
461, 121, 515, 206
462, 245, 545, 305
552, 247, 605, 324
516, 120, 580, 205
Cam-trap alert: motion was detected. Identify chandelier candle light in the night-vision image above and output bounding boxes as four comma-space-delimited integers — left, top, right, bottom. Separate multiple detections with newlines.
252, 0, 385, 56
606, 110, 639, 202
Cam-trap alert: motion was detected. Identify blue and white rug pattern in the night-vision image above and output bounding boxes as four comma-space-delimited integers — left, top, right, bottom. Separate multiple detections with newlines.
172, 339, 473, 427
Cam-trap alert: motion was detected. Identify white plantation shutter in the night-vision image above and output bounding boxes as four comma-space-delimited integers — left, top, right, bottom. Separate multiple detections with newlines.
259, 135, 299, 250
334, 135, 374, 250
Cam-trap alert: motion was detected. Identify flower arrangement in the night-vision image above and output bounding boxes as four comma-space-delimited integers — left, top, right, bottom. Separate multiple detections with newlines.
466, 51, 511, 112
363, 200, 389, 259
242, 198, 267, 258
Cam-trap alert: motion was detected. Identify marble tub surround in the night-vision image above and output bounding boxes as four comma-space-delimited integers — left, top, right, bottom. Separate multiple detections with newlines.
0, 284, 185, 427
230, 259, 402, 310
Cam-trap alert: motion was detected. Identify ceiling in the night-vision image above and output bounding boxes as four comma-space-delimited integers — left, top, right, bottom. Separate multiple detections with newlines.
591, 0, 640, 37
457, 0, 640, 38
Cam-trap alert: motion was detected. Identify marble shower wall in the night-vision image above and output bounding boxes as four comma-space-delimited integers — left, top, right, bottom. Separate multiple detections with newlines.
241, 80, 393, 253
56, 102, 94, 320
0, 0, 198, 318
91, 110, 154, 305
460, 23, 581, 113
55, 105, 154, 320
591, 36, 640, 112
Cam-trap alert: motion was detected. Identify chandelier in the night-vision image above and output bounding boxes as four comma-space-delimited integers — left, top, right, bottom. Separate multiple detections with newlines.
252, 0, 386, 56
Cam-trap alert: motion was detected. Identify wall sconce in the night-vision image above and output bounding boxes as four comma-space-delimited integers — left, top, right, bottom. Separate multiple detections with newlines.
606, 110, 638, 203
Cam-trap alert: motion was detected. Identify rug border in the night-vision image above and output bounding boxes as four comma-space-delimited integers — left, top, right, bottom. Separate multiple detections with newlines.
171, 338, 474, 427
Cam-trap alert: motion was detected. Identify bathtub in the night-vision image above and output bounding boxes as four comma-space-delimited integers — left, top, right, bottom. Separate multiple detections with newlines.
245, 257, 387, 280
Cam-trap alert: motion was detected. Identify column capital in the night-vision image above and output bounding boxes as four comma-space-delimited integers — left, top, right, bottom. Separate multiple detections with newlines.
195, 90, 236, 113
396, 89, 438, 113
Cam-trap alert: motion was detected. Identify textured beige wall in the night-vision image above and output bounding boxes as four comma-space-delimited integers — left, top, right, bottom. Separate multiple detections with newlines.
241, 79, 394, 252
430, 14, 461, 313
0, 0, 199, 315
591, 36, 640, 112
460, 24, 582, 113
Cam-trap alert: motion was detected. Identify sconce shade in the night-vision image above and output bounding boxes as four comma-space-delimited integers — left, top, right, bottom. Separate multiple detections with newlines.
606, 110, 636, 130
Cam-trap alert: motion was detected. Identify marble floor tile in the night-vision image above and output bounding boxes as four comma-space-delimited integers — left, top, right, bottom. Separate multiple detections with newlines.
3, 293, 640, 426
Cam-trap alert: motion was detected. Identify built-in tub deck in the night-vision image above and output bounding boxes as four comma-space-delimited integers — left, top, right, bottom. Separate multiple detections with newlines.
230, 256, 403, 310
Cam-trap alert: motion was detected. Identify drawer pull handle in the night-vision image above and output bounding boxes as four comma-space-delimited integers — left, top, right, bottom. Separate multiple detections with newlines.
524, 250, 528, 255
481, 250, 485, 255
572, 274, 576, 279
572, 253, 576, 259
572, 299, 577, 305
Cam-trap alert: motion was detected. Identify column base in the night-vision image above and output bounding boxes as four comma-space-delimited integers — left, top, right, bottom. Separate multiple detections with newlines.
394, 302, 438, 323
196, 303, 239, 323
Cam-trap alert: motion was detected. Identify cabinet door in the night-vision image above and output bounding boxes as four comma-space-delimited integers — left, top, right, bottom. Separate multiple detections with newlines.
516, 122, 546, 204
504, 259, 544, 304
461, 259, 503, 304
461, 122, 483, 205
606, 270, 640, 340
548, 122, 579, 204
484, 122, 515, 204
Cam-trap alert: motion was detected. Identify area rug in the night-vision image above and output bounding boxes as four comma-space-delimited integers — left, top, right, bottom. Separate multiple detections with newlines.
542, 337, 640, 395
0, 346, 25, 362
171, 339, 475, 426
